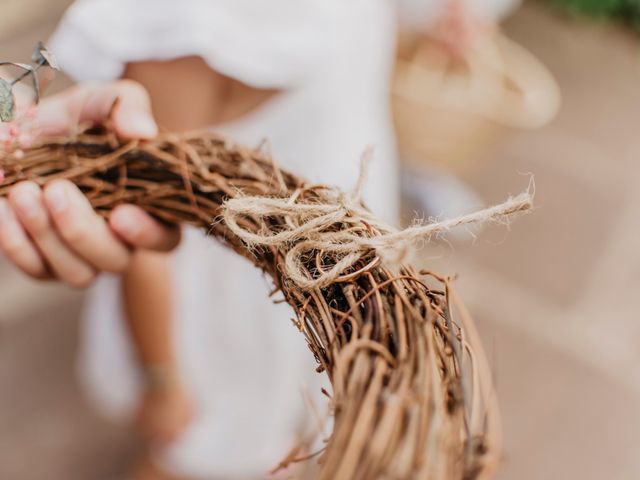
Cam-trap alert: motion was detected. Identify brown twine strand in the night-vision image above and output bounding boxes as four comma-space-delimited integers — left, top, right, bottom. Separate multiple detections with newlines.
0, 127, 521, 480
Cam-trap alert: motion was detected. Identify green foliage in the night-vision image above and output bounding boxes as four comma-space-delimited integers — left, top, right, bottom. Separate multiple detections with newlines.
550, 0, 640, 30
0, 79, 15, 122
0, 43, 59, 123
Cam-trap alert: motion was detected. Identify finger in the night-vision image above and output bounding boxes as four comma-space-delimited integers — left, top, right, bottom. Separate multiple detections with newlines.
43, 180, 132, 273
110, 205, 181, 252
36, 80, 158, 140
0, 198, 49, 278
83, 80, 158, 139
9, 182, 96, 288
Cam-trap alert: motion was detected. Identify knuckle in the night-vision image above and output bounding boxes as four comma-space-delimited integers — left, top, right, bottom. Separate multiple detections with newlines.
0, 239, 48, 279
26, 266, 50, 280
25, 215, 52, 237
114, 79, 150, 102
131, 229, 150, 245
107, 253, 131, 274
1, 236, 27, 258
61, 220, 90, 245
66, 269, 96, 289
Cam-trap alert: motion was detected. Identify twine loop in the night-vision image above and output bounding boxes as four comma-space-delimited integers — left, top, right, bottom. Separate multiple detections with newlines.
223, 177, 533, 290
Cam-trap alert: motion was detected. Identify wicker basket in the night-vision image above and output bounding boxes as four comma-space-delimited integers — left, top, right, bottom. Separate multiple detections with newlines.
392, 31, 561, 172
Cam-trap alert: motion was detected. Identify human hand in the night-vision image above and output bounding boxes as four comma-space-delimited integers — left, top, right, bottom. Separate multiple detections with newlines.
136, 378, 194, 450
0, 80, 180, 287
431, 0, 488, 58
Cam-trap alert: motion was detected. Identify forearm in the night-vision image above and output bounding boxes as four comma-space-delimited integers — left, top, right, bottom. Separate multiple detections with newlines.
122, 251, 176, 374
122, 250, 193, 450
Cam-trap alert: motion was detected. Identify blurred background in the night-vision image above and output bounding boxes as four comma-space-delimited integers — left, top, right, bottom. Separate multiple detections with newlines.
1, 0, 640, 479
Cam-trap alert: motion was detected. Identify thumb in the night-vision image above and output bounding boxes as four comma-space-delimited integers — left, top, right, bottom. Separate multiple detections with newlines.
82, 80, 158, 139
35, 80, 158, 140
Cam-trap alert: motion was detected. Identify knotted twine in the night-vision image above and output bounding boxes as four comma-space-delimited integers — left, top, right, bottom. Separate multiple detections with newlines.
223, 163, 533, 290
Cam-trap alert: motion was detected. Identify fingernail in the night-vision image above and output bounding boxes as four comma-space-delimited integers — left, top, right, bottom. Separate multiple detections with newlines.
13, 190, 38, 219
46, 183, 69, 214
122, 112, 158, 138
113, 209, 141, 237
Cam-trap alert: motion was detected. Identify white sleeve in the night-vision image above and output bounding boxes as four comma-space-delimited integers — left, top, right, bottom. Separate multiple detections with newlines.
49, 0, 337, 88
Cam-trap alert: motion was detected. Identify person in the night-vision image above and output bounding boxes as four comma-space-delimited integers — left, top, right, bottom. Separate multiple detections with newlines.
0, 1, 399, 479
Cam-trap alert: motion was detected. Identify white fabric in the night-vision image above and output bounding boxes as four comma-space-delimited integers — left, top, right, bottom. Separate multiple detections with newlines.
49, 0, 337, 89
50, 0, 399, 478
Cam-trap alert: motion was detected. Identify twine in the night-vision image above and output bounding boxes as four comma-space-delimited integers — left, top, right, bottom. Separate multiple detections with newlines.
223, 174, 533, 290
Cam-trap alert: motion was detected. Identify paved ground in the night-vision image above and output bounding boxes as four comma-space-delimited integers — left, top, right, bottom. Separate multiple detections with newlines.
433, 6, 640, 479
1, 2, 639, 479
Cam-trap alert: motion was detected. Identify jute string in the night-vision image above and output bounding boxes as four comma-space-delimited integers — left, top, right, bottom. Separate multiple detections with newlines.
223, 169, 533, 290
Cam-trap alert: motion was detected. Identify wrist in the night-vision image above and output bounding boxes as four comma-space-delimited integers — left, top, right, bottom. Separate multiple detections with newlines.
140, 363, 182, 392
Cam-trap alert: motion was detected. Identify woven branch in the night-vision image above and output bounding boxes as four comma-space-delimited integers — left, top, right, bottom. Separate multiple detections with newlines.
0, 128, 504, 480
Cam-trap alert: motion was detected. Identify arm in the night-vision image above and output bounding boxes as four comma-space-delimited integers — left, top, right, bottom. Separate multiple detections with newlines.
123, 251, 176, 369
123, 249, 192, 449
118, 56, 276, 447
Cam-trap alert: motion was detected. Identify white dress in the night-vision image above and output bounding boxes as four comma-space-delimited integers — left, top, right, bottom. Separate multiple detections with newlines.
49, 1, 399, 478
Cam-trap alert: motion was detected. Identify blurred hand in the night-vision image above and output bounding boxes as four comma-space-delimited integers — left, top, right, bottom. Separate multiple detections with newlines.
136, 383, 194, 450
432, 0, 486, 58
0, 80, 180, 287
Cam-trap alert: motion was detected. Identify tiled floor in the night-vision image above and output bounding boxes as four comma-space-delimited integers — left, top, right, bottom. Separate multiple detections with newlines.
1, 3, 639, 479
0, 298, 137, 480
426, 5, 640, 479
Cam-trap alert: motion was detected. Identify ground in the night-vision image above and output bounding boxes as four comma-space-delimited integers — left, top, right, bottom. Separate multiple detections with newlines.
1, 2, 639, 479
